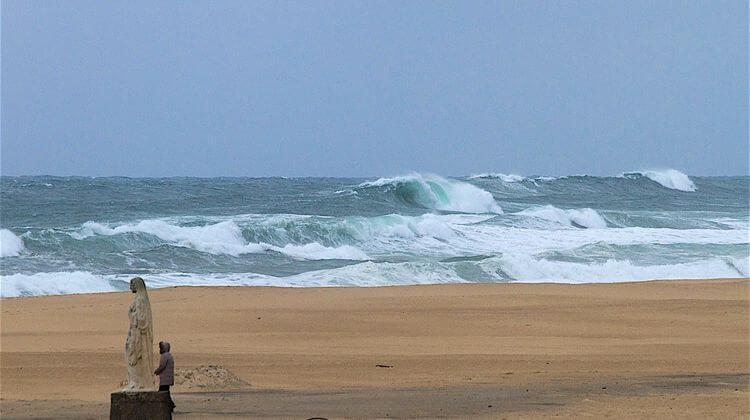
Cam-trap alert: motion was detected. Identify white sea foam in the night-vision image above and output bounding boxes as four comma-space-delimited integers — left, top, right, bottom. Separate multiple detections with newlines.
3, 174, 746, 298
0, 264, 465, 297
1, 271, 119, 297
344, 214, 747, 261
409, 222, 748, 262
352, 213, 462, 240
75, 220, 256, 255
69, 211, 747, 264
358, 174, 418, 188
1, 229, 25, 257
625, 169, 696, 192
468, 173, 525, 182
73, 219, 368, 260
274, 243, 368, 260
517, 206, 607, 229
20, 182, 53, 187
359, 173, 502, 214
4, 254, 746, 297
708, 217, 750, 230
491, 254, 748, 283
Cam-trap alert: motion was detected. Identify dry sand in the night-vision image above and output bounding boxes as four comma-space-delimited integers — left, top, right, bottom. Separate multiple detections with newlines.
1, 279, 748, 418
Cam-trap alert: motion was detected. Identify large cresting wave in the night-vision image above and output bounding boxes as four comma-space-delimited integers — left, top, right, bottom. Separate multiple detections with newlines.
623, 169, 696, 192
359, 173, 502, 214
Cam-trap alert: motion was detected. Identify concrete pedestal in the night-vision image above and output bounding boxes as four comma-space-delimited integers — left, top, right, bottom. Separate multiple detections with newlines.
110, 390, 172, 420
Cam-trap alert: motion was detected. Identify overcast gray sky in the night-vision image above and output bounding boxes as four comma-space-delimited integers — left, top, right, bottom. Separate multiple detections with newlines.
2, 1, 747, 177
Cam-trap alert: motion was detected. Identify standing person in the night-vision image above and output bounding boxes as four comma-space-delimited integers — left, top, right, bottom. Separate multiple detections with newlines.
154, 341, 176, 412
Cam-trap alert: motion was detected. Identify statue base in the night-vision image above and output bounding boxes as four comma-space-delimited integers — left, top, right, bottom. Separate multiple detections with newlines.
110, 390, 172, 420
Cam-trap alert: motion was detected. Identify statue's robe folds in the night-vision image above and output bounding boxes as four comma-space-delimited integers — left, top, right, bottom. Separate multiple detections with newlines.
124, 279, 156, 391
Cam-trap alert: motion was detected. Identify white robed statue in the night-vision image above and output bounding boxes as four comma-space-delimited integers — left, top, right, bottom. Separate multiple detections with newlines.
123, 277, 157, 391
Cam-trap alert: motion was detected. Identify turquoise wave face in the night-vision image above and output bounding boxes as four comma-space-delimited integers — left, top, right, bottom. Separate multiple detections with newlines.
1, 172, 748, 296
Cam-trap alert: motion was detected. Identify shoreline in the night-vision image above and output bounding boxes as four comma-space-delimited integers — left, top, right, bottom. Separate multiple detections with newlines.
3, 275, 748, 300
2, 278, 748, 418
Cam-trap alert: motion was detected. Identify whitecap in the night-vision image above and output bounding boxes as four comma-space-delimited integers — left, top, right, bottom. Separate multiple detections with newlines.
1, 229, 25, 257
1, 271, 119, 297
271, 243, 368, 260
623, 169, 696, 192
517, 206, 608, 229
491, 254, 748, 283
72, 219, 368, 260
468, 173, 525, 182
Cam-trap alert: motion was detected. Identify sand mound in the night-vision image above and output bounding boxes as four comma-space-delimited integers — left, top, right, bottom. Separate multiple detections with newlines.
173, 365, 249, 391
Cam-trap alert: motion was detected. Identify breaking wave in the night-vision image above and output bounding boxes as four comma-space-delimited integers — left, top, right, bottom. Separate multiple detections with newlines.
517, 206, 608, 229
468, 173, 525, 182
2, 271, 120, 297
495, 254, 748, 283
272, 243, 367, 260
1, 173, 746, 297
3, 255, 746, 297
73, 220, 368, 260
358, 173, 502, 214
62, 213, 746, 262
1, 229, 25, 257
623, 169, 696, 192
467, 168, 698, 192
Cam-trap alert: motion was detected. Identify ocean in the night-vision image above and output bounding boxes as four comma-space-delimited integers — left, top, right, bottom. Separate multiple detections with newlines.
1, 170, 747, 297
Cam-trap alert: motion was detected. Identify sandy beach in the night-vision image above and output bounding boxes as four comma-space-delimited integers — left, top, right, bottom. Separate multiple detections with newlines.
1, 279, 748, 418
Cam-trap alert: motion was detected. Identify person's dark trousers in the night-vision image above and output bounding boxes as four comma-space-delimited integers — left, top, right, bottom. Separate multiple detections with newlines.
159, 385, 176, 410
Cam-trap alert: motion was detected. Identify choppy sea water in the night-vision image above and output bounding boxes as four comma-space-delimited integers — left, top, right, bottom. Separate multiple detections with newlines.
1, 170, 747, 297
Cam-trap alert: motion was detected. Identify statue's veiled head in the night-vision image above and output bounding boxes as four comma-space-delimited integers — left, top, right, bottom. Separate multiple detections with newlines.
129, 277, 147, 294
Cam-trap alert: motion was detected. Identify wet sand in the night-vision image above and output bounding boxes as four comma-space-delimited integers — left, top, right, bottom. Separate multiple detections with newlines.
2, 279, 748, 418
